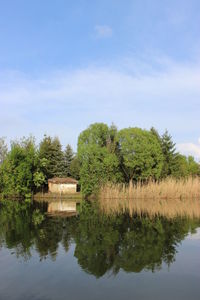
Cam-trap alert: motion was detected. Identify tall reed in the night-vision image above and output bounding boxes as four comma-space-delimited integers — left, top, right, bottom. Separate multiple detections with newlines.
99, 177, 200, 219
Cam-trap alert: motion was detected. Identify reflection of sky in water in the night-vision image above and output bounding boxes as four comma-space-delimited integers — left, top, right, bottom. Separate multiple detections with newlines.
186, 227, 200, 240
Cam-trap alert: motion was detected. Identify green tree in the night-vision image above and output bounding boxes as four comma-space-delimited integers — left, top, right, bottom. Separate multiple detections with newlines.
33, 171, 46, 189
70, 156, 80, 180
78, 123, 110, 147
187, 156, 200, 176
171, 154, 189, 178
117, 128, 164, 181
79, 144, 121, 196
78, 123, 122, 196
106, 122, 118, 153
39, 135, 64, 179
161, 130, 176, 177
168, 154, 199, 179
64, 144, 74, 176
0, 137, 42, 196
150, 127, 162, 146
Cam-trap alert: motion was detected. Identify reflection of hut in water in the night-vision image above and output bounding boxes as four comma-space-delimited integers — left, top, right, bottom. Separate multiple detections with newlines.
47, 201, 77, 217
48, 177, 78, 194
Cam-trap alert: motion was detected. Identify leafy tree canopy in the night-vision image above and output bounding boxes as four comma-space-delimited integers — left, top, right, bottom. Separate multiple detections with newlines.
0, 137, 45, 196
78, 123, 122, 196
117, 127, 164, 181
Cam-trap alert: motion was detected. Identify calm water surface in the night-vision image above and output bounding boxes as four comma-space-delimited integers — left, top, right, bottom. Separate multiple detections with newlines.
0, 200, 200, 300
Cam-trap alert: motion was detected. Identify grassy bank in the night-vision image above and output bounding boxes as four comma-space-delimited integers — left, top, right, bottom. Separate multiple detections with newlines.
99, 177, 200, 218
0, 192, 83, 202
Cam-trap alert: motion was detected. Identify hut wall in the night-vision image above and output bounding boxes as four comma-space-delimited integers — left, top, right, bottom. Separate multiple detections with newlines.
48, 182, 77, 194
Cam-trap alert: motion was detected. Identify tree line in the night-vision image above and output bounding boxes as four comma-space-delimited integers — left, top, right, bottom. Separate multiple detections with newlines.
0, 135, 80, 197
0, 123, 199, 197
77, 123, 200, 196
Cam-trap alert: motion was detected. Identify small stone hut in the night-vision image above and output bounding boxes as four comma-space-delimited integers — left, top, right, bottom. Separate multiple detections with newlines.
48, 177, 78, 194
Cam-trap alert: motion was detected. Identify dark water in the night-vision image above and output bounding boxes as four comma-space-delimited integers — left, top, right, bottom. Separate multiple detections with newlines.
0, 200, 200, 300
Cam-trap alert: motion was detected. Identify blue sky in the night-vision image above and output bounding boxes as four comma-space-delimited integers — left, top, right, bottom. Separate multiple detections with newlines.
0, 0, 200, 158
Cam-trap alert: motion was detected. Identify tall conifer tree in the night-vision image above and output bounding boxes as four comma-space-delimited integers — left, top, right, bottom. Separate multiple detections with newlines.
64, 144, 74, 176
161, 130, 176, 177
39, 135, 64, 179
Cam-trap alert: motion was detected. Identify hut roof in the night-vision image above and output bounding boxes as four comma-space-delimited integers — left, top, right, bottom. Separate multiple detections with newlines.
48, 177, 78, 184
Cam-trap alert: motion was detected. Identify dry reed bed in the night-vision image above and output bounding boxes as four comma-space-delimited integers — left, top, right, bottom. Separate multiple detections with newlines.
99, 177, 200, 219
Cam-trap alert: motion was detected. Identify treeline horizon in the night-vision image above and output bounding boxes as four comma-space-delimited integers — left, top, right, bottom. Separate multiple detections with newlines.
0, 123, 200, 197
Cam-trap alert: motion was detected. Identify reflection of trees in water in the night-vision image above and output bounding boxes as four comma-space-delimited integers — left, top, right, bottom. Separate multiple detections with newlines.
0, 200, 77, 261
0, 201, 200, 277
73, 204, 200, 277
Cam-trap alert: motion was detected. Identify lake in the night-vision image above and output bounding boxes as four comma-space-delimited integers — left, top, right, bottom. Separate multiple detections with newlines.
0, 199, 200, 300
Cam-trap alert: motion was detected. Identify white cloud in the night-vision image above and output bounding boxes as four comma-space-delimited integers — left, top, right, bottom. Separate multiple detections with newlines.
177, 139, 200, 160
0, 57, 200, 148
94, 25, 113, 38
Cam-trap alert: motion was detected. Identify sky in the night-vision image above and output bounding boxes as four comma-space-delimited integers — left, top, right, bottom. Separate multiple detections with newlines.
0, 0, 200, 159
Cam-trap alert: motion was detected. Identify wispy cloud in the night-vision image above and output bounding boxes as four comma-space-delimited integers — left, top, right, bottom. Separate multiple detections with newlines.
177, 139, 200, 160
0, 57, 200, 149
94, 25, 113, 38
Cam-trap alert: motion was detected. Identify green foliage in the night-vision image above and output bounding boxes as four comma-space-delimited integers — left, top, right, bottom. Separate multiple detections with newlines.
79, 144, 122, 196
171, 154, 189, 178
150, 127, 162, 145
78, 122, 110, 147
161, 130, 177, 177
171, 154, 200, 178
187, 156, 200, 176
150, 129, 200, 179
78, 123, 122, 196
0, 137, 45, 197
33, 171, 46, 188
70, 156, 80, 180
0, 124, 199, 198
0, 137, 36, 196
106, 122, 118, 153
63, 144, 74, 176
39, 135, 65, 179
117, 127, 164, 181
32, 208, 45, 226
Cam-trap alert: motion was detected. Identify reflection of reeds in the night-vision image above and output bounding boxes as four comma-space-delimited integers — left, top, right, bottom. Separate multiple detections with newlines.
99, 177, 200, 218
